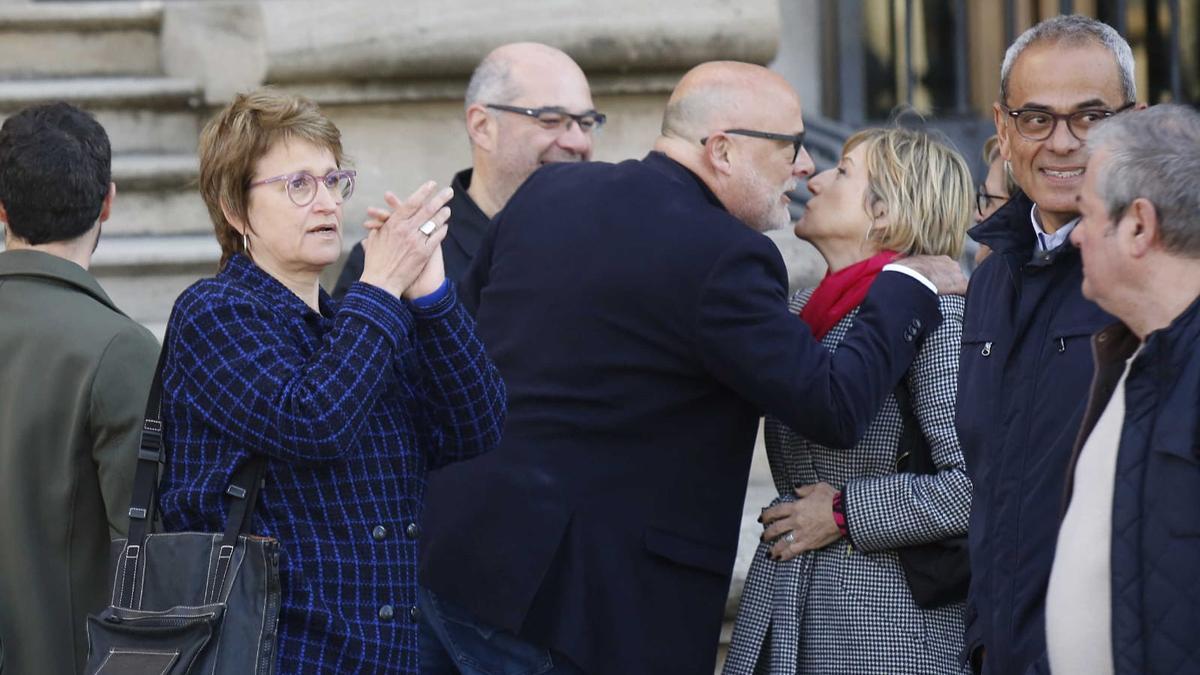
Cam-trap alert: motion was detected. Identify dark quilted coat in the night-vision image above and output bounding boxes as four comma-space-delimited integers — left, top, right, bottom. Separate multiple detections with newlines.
1064, 294, 1200, 674
956, 191, 1113, 674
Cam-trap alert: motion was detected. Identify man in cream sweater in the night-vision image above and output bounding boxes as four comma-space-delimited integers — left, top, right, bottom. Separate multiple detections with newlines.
1046, 103, 1200, 675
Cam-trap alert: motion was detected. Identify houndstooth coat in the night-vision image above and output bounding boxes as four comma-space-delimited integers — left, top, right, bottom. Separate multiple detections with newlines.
723, 289, 971, 675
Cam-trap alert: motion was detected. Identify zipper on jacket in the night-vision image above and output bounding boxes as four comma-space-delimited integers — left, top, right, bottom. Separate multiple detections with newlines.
981, 341, 993, 357
1057, 337, 1066, 353
106, 611, 216, 627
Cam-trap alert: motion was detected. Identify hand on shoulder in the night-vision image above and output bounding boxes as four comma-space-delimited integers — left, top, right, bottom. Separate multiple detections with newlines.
893, 255, 967, 296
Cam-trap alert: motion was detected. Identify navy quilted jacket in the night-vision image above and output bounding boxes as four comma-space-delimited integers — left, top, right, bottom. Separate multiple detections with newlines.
157, 255, 505, 673
1064, 295, 1200, 674
956, 192, 1113, 674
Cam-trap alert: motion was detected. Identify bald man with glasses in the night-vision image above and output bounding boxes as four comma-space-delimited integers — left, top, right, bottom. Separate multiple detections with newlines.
416, 60, 965, 675
333, 42, 602, 299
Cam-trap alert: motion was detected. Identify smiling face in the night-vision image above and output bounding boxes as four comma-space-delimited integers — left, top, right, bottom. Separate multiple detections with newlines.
239, 138, 343, 284
794, 142, 882, 265
487, 56, 596, 204
995, 41, 1127, 232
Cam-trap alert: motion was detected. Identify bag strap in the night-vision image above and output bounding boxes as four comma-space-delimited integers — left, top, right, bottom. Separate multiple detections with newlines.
893, 380, 936, 475
118, 344, 268, 608
208, 456, 267, 604
125, 346, 169, 548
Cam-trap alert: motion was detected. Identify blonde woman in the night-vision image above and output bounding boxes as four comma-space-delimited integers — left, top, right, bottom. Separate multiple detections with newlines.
724, 127, 972, 674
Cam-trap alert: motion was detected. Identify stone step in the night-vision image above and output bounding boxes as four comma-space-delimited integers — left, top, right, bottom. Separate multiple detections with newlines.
0, 2, 163, 78
107, 187, 211, 238
91, 234, 220, 336
107, 153, 210, 237
113, 152, 197, 191
0, 77, 204, 154
91, 233, 218, 275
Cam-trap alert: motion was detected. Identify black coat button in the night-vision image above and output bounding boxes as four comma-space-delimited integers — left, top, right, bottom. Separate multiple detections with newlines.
409, 605, 421, 621
372, 525, 387, 541
378, 604, 394, 620
406, 522, 420, 539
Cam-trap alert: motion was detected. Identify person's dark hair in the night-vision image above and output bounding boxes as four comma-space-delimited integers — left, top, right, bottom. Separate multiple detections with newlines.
0, 102, 111, 245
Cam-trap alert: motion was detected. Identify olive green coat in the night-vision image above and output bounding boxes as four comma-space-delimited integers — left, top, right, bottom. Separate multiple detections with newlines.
0, 250, 159, 674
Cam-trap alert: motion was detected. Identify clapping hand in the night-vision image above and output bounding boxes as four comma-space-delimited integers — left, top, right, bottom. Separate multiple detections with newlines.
359, 181, 452, 300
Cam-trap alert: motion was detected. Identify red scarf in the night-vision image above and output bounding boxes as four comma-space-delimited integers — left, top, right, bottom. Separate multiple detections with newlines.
799, 250, 899, 340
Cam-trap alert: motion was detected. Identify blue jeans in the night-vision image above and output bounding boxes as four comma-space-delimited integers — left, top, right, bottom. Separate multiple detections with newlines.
417, 586, 584, 675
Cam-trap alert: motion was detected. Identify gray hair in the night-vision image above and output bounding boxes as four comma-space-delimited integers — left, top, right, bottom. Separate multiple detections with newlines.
464, 54, 520, 112
1088, 104, 1200, 257
1000, 15, 1136, 105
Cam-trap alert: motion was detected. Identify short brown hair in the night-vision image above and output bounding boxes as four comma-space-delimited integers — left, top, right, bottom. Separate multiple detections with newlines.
844, 127, 972, 259
197, 88, 344, 269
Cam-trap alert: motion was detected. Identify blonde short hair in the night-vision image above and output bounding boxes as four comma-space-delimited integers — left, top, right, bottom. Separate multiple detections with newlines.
197, 88, 345, 269
844, 127, 972, 259
982, 135, 1019, 195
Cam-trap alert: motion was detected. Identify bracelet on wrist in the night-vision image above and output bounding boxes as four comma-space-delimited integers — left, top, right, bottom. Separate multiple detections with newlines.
831, 490, 849, 539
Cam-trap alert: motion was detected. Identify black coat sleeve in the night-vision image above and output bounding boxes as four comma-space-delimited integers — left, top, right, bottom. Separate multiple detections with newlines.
331, 242, 366, 303
694, 236, 942, 448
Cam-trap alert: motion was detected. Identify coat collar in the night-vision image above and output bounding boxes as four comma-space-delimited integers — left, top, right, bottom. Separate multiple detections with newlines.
968, 190, 1037, 255
0, 248, 121, 313
441, 168, 491, 262
1092, 293, 1200, 370
643, 151, 727, 212
1134, 291, 1200, 374
220, 253, 334, 319
969, 189, 1083, 269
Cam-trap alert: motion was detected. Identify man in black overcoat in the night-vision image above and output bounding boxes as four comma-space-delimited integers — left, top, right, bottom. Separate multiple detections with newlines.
418, 61, 964, 674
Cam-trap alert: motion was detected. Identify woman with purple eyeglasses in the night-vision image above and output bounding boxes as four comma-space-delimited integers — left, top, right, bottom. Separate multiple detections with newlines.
155, 88, 506, 673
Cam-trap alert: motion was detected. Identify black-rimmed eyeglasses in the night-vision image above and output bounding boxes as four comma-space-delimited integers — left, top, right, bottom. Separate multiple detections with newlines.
976, 186, 1008, 218
1000, 101, 1136, 142
700, 128, 806, 164
485, 104, 607, 133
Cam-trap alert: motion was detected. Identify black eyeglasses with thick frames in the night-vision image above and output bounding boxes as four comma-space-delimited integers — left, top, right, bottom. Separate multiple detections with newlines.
485, 104, 607, 133
976, 186, 1009, 218
1000, 101, 1136, 142
700, 128, 807, 164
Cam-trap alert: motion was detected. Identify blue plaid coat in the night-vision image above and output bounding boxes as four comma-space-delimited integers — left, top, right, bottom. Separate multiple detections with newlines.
157, 255, 505, 673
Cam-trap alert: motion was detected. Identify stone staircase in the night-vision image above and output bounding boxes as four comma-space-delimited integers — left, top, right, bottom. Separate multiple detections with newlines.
0, 1, 218, 336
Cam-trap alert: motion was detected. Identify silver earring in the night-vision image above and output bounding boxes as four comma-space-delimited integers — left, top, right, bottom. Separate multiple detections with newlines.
242, 231, 249, 252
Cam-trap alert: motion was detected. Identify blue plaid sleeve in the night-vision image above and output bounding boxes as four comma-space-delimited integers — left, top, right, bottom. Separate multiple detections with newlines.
406, 282, 506, 466
168, 280, 416, 465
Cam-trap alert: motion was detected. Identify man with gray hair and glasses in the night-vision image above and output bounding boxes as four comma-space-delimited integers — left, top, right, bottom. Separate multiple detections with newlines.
955, 14, 1143, 674
1045, 103, 1200, 675
334, 42, 602, 298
